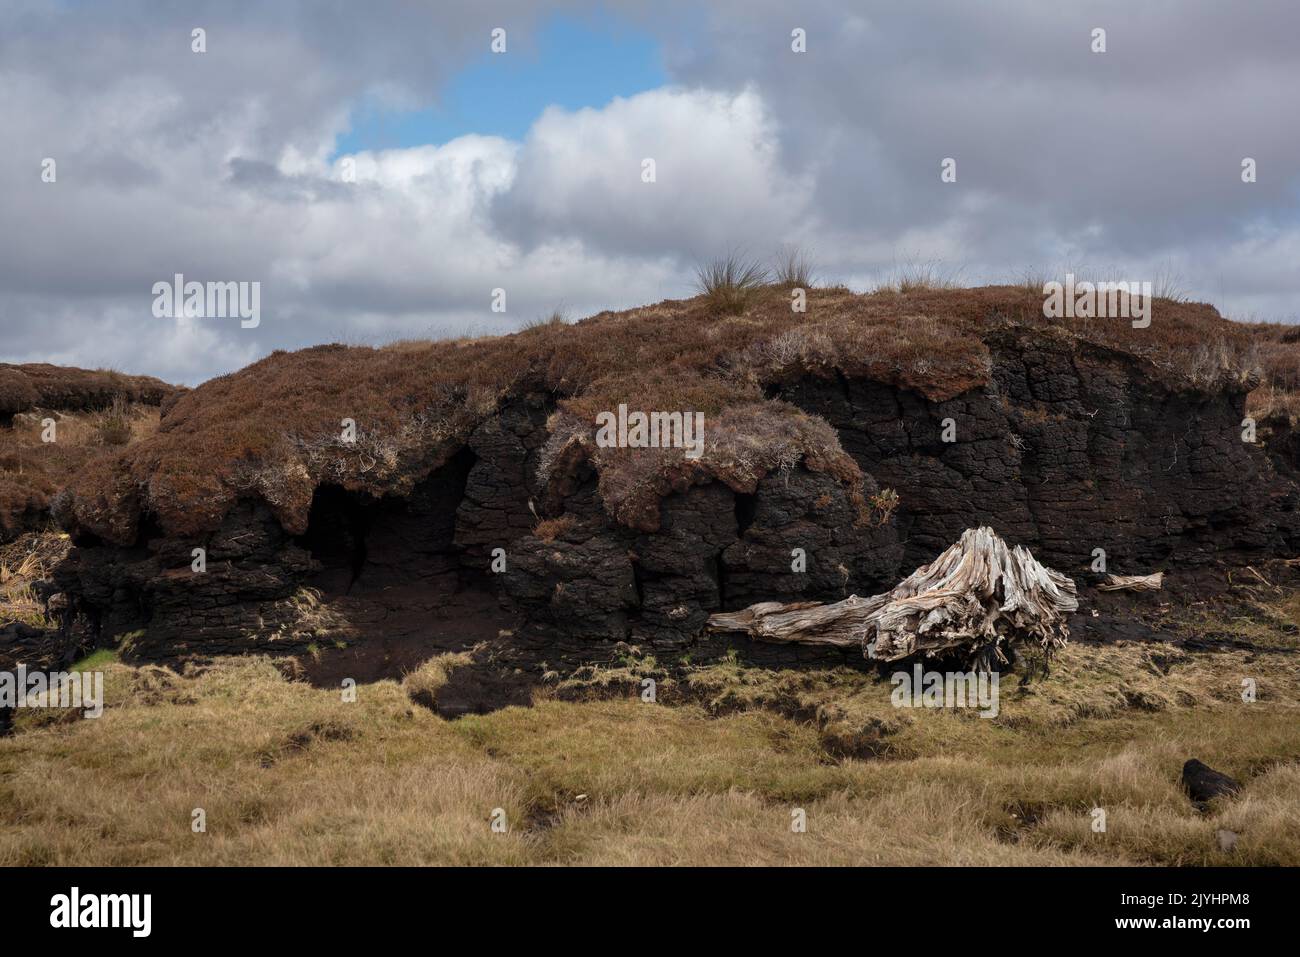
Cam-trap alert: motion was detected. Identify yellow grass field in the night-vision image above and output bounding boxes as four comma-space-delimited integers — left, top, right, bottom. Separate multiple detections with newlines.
3, 590, 1297, 866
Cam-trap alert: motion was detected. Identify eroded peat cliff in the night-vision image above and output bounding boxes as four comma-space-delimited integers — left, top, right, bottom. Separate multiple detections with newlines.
31, 286, 1300, 670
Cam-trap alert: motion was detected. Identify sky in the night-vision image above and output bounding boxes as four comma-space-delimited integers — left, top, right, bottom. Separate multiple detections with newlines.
1, 0, 1297, 385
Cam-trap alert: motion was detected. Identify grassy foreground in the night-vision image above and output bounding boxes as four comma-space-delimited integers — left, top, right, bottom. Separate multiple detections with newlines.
2, 591, 1298, 866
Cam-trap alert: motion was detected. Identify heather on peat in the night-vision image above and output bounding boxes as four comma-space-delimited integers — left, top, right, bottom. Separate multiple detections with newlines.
53, 285, 1271, 548
0, 365, 176, 537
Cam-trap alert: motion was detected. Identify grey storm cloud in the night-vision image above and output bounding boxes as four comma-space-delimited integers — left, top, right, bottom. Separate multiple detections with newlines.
658, 0, 1300, 286
0, 0, 1296, 385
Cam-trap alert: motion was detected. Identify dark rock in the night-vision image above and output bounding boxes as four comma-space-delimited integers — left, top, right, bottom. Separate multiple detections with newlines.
28, 329, 1300, 669
0, 618, 81, 672
1182, 758, 1242, 805
778, 329, 1300, 573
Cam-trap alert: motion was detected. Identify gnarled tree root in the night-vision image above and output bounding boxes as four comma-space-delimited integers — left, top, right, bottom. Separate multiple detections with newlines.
707, 526, 1079, 666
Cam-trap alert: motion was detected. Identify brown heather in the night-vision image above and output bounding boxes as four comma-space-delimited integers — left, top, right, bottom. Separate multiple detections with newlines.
1244, 321, 1300, 424
0, 363, 174, 416
53, 285, 1288, 545
531, 515, 576, 542
0, 364, 175, 536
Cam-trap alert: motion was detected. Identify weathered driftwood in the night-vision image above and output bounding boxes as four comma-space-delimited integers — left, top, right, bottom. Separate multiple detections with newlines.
706, 527, 1079, 665
1097, 572, 1164, 592
704, 598, 879, 648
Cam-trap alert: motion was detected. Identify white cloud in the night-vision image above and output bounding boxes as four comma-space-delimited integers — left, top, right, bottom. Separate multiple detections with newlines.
3, 79, 815, 384
493, 86, 815, 258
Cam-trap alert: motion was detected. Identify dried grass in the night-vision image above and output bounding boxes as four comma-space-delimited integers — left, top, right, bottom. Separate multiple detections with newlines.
2, 585, 1297, 865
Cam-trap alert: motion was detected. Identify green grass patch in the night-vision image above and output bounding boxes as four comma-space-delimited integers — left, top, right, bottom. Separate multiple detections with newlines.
69, 648, 120, 671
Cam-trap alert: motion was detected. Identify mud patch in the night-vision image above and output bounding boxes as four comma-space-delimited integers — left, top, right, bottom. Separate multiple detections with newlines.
291, 588, 516, 688
428, 665, 537, 719
818, 717, 900, 760
258, 719, 357, 767
995, 800, 1047, 844
409, 662, 539, 719
522, 791, 593, 834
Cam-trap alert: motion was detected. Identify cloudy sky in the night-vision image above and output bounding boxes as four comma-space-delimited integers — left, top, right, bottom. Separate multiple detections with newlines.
2, 1, 1297, 385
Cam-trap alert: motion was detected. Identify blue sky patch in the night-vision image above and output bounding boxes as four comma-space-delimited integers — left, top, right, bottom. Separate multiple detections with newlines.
333, 12, 665, 155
